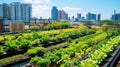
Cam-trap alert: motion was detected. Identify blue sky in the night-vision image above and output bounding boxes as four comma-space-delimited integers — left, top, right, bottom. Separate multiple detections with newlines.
0, 0, 120, 20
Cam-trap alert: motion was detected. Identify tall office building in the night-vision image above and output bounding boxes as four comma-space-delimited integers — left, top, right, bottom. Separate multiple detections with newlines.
97, 14, 101, 21
21, 3, 32, 21
0, 2, 31, 22
81, 17, 85, 20
2, 3, 10, 20
0, 4, 3, 18
58, 10, 68, 20
86, 12, 96, 21
77, 13, 81, 20
111, 13, 120, 21
65, 13, 68, 20
58, 10, 62, 20
51, 6, 58, 20
111, 10, 120, 21
10, 2, 22, 21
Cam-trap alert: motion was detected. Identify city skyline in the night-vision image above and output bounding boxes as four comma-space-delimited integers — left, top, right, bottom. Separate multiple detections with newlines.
0, 0, 120, 20
0, 2, 31, 22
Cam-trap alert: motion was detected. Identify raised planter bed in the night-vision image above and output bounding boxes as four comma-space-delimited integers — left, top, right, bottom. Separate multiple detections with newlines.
0, 33, 93, 60
0, 43, 69, 67
102, 45, 120, 67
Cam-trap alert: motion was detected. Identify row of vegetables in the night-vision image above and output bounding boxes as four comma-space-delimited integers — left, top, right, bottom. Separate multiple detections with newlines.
79, 36, 120, 67
30, 21, 72, 30
0, 24, 93, 56
30, 29, 120, 67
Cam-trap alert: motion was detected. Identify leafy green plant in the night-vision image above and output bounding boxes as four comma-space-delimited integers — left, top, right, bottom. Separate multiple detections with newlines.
30, 56, 40, 64
4, 35, 16, 40
44, 52, 60, 63
26, 46, 45, 56
80, 36, 120, 66
31, 56, 50, 67
36, 58, 50, 67
19, 39, 30, 49
0, 36, 4, 41
26, 49, 37, 56
58, 54, 71, 67
0, 46, 5, 55
5, 40, 19, 51
30, 39, 41, 46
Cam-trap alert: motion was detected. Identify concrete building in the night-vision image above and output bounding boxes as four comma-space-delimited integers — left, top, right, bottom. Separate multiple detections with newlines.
111, 13, 120, 21
81, 17, 85, 20
2, 3, 10, 20
86, 12, 96, 21
77, 13, 81, 20
111, 10, 120, 21
21, 3, 32, 22
97, 14, 101, 21
0, 2, 31, 22
58, 10, 68, 20
10, 2, 22, 21
0, 4, 3, 18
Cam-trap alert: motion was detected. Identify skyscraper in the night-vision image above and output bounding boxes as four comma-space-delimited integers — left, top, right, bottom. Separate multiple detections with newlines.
51, 6, 58, 20
58, 10, 68, 20
111, 13, 120, 21
0, 4, 3, 18
21, 3, 32, 21
0, 2, 32, 22
111, 9, 120, 21
2, 3, 10, 20
77, 13, 81, 20
10, 2, 22, 21
86, 12, 96, 21
97, 14, 101, 21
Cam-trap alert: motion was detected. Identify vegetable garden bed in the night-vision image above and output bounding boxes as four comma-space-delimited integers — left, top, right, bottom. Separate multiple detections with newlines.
29, 29, 120, 67
0, 24, 120, 67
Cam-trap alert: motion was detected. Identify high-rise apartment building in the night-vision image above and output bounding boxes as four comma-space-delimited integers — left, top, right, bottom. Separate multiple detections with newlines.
0, 4, 3, 18
111, 10, 120, 21
21, 3, 32, 21
10, 2, 22, 20
77, 13, 81, 20
86, 12, 96, 21
2, 3, 10, 20
97, 14, 101, 21
0, 2, 32, 22
111, 13, 120, 21
51, 6, 58, 20
58, 10, 68, 20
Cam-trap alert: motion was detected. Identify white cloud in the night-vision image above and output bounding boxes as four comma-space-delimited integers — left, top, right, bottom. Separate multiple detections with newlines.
23, 0, 83, 19
23, 0, 50, 3
23, 0, 51, 18
61, 7, 81, 17
23, 0, 32, 3
32, 5, 51, 18
61, 7, 81, 11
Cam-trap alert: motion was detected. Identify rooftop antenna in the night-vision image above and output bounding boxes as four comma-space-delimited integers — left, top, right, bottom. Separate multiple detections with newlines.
114, 9, 116, 21
114, 9, 116, 15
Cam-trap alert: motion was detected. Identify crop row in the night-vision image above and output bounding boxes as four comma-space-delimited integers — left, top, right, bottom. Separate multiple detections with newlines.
30, 29, 120, 67
0, 25, 94, 56
78, 36, 120, 67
